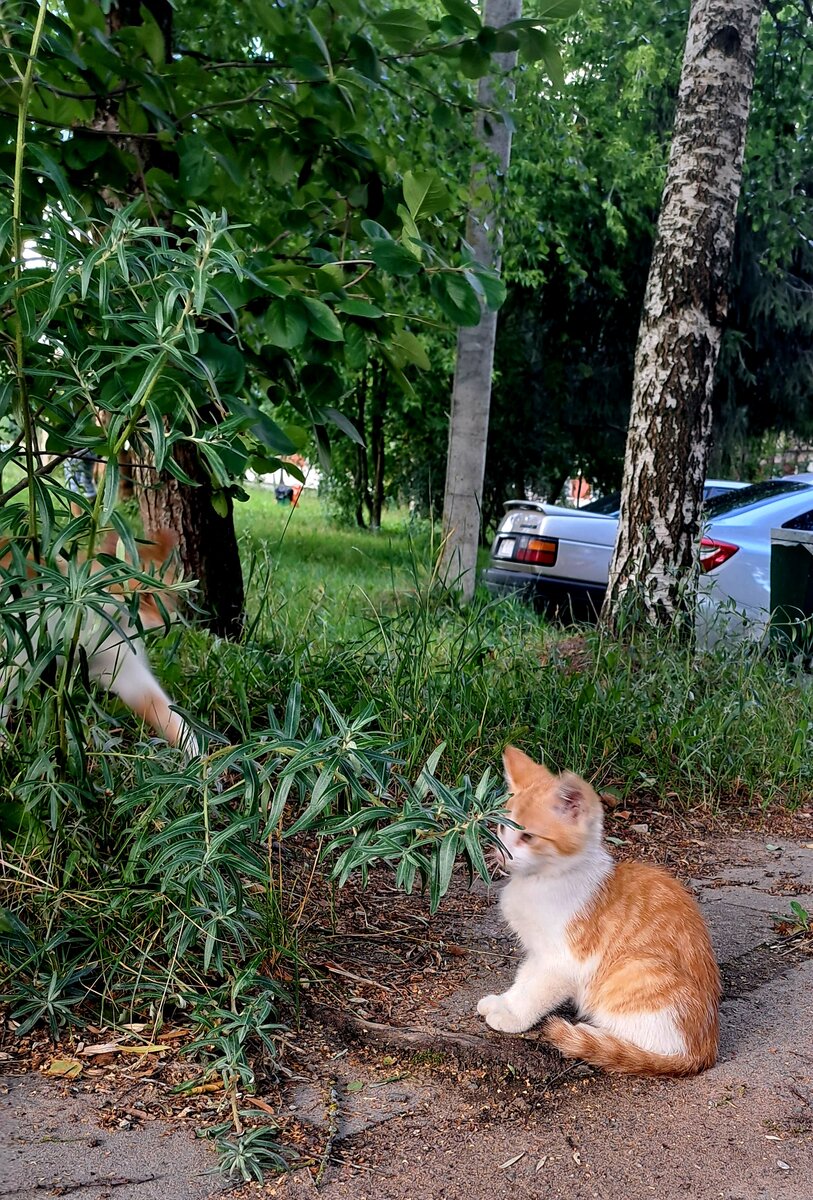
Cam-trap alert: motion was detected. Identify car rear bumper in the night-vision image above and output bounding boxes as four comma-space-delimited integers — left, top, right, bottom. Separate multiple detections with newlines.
482, 566, 606, 621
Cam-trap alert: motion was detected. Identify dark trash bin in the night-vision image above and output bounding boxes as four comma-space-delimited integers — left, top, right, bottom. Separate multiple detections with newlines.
275, 484, 294, 505
770, 522, 813, 657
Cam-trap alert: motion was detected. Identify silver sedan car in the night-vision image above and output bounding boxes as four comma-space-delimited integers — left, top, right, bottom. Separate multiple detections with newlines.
483, 477, 813, 639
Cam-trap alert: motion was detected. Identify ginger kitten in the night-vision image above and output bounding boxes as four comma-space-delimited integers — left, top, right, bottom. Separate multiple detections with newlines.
478, 746, 720, 1076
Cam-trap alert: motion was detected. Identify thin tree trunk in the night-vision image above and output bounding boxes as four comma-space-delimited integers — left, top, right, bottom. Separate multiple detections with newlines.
603, 0, 764, 630
370, 366, 387, 531
440, 0, 521, 601
353, 373, 371, 528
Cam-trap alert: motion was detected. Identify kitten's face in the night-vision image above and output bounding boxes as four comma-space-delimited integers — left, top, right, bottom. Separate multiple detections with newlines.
497, 746, 603, 875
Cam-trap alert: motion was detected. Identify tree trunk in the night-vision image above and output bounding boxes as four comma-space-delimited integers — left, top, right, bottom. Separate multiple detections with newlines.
100, 0, 246, 638
370, 367, 387, 531
603, 0, 764, 630
353, 374, 372, 529
440, 0, 521, 601
135, 436, 244, 640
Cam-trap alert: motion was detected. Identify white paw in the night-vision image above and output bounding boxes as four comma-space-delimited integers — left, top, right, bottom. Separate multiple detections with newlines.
477, 993, 500, 1017
484, 1002, 531, 1034
477, 993, 533, 1033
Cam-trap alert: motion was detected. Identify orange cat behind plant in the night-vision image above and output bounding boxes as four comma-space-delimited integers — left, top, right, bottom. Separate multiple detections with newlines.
478, 746, 720, 1076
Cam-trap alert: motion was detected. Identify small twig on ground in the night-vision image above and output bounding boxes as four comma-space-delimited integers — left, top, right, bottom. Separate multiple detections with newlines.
314, 1076, 340, 1188
320, 962, 394, 992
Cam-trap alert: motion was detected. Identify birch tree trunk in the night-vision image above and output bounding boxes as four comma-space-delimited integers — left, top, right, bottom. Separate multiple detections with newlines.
602, 0, 764, 630
440, 0, 521, 601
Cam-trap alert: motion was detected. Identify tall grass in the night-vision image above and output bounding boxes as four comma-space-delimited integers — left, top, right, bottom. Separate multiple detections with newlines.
179, 488, 813, 811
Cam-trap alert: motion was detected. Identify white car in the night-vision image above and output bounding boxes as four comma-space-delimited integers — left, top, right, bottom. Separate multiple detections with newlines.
483, 477, 813, 637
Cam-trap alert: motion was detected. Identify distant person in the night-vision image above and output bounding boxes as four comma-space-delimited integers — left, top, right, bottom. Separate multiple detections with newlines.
569, 475, 592, 507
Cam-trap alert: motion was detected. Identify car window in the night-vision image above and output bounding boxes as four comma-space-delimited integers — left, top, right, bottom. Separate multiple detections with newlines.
781, 508, 813, 532
582, 482, 736, 515
705, 479, 811, 519
581, 492, 621, 515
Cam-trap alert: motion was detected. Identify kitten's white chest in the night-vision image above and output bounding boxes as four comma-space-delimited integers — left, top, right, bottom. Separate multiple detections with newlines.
499, 858, 609, 1004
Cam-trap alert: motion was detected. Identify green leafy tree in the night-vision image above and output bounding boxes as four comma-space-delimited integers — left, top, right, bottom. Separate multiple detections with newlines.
1, 0, 525, 630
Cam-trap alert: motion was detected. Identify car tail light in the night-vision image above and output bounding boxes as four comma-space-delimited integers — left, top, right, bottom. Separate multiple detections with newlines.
515, 536, 558, 566
699, 537, 739, 572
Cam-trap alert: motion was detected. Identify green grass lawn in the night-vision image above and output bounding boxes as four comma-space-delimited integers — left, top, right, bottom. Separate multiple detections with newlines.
233, 486, 439, 642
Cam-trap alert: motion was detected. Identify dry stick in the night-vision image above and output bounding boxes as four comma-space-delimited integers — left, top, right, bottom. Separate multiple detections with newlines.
314, 1076, 340, 1189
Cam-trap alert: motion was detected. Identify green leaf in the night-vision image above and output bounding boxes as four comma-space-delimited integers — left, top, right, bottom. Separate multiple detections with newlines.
517, 27, 565, 87
335, 299, 384, 318
323, 407, 364, 446
306, 17, 332, 71
344, 324, 369, 370
371, 240, 423, 277
349, 34, 380, 80
136, 7, 167, 65
459, 40, 491, 79
178, 135, 214, 199
390, 329, 431, 370
431, 273, 482, 326
476, 269, 506, 311
228, 398, 298, 454
198, 333, 246, 393
434, 831, 458, 909
301, 296, 344, 342
534, 0, 580, 18
314, 423, 332, 472
373, 10, 431, 52
211, 490, 229, 518
403, 170, 450, 221
441, 0, 481, 32
266, 297, 308, 349
361, 219, 393, 241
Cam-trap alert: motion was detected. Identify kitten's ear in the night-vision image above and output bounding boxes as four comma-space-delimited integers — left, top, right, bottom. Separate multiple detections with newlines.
503, 745, 546, 792
554, 774, 585, 820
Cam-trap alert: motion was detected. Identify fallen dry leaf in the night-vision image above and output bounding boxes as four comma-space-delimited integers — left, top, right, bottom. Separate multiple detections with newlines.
45, 1058, 83, 1079
498, 1153, 526, 1170
80, 1041, 123, 1056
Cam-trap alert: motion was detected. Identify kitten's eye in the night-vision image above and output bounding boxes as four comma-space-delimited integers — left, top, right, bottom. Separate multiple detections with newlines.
519, 831, 534, 844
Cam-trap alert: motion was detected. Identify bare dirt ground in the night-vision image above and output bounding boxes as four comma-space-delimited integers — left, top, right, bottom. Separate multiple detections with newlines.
2, 807, 812, 1200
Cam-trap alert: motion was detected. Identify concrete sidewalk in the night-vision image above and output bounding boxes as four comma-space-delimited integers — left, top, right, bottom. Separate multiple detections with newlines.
1, 835, 811, 1199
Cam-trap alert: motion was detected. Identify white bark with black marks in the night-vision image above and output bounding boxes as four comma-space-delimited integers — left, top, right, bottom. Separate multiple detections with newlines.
440, 0, 521, 601
603, 0, 764, 628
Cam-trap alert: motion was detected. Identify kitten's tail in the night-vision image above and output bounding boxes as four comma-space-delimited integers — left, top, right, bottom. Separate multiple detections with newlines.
543, 1017, 712, 1077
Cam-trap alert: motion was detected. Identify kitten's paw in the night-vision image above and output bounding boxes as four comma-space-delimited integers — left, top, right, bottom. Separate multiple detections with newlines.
477, 993, 501, 1017
484, 1000, 532, 1034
